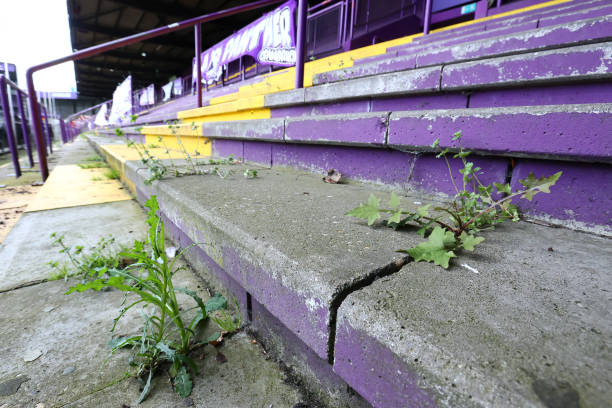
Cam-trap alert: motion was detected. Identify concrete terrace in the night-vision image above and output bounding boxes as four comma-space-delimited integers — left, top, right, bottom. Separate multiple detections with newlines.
2, 0, 612, 407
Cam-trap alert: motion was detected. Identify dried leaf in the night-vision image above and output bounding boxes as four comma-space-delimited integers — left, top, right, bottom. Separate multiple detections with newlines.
323, 169, 342, 184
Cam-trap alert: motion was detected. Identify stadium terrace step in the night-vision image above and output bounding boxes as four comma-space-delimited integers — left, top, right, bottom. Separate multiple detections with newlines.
440, 42, 612, 90
410, 0, 610, 46
335, 222, 612, 408
87, 135, 612, 408
314, 15, 612, 85
194, 104, 612, 163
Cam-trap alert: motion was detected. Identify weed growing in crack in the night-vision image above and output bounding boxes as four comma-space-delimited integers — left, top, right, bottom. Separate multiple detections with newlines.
48, 234, 127, 281
115, 117, 247, 185
65, 195, 241, 402
347, 131, 562, 268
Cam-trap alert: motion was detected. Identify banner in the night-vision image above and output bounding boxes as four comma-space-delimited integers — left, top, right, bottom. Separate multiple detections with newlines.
139, 84, 155, 106
108, 76, 132, 125
173, 78, 183, 96
94, 103, 108, 127
193, 0, 296, 84
162, 81, 173, 101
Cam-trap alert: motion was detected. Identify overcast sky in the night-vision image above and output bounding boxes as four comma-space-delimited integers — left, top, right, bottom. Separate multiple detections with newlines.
0, 0, 76, 93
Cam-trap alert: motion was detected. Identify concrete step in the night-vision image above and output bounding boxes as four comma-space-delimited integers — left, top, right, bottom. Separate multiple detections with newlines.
411, 0, 611, 46
314, 15, 612, 85
88, 134, 612, 408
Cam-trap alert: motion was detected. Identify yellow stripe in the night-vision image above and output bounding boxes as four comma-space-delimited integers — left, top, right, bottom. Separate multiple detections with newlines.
25, 164, 132, 213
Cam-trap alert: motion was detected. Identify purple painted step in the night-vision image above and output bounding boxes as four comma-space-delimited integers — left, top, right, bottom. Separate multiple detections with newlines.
388, 104, 612, 163
416, 15, 612, 67
201, 118, 285, 142
411, 0, 610, 46
510, 159, 612, 228
441, 42, 612, 90
285, 112, 388, 146
538, 2, 612, 27
314, 16, 611, 86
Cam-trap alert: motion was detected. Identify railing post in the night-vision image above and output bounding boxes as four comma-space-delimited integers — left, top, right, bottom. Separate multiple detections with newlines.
0, 76, 22, 178
294, 0, 307, 89
16, 90, 34, 168
59, 118, 67, 144
41, 106, 53, 154
26, 72, 49, 180
195, 23, 202, 108
423, 0, 433, 35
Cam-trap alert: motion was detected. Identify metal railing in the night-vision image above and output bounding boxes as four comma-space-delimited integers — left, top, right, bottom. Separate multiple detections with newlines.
1, 75, 35, 178
27, 0, 300, 180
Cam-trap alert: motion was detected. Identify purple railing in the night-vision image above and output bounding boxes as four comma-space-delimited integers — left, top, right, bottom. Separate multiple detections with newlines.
1, 75, 36, 178
28, 0, 297, 180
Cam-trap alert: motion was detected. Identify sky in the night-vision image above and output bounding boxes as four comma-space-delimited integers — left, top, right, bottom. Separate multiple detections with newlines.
0, 0, 77, 93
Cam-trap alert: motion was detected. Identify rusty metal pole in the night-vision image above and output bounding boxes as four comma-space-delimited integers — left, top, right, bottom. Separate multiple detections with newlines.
0, 76, 22, 178
15, 90, 34, 167
294, 0, 307, 89
195, 23, 203, 108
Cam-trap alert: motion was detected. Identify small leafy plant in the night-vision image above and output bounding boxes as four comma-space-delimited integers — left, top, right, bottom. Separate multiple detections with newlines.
66, 195, 240, 402
347, 131, 562, 268
104, 168, 121, 180
78, 155, 109, 169
48, 234, 125, 281
116, 118, 240, 185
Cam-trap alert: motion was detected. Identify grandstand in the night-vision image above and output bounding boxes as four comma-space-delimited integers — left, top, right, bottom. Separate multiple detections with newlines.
2, 0, 611, 406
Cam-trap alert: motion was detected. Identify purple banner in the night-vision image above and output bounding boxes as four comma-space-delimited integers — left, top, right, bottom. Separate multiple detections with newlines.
193, 0, 297, 84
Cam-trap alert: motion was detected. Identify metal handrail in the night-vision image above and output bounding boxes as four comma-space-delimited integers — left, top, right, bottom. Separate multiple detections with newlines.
1, 75, 36, 176
26, 0, 304, 180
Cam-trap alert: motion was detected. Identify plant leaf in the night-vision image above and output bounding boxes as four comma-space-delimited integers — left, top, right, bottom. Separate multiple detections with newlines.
388, 192, 401, 210
156, 342, 176, 361
173, 366, 193, 398
205, 294, 228, 315
519, 171, 562, 201
459, 231, 485, 251
388, 210, 402, 225
494, 182, 511, 195
405, 226, 457, 268
137, 369, 153, 404
346, 194, 381, 225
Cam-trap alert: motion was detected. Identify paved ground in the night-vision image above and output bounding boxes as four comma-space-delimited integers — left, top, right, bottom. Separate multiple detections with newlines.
0, 140, 307, 408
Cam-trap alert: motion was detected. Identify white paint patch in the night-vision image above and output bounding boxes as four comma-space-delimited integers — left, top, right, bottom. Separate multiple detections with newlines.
461, 263, 480, 274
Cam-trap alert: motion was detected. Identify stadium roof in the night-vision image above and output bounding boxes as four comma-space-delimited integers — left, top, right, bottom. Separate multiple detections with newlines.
67, 0, 277, 98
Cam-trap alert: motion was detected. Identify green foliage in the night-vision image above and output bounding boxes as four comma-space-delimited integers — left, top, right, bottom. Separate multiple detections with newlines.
347, 131, 562, 268
116, 122, 245, 185
104, 168, 120, 180
65, 195, 241, 401
243, 168, 258, 179
48, 234, 124, 281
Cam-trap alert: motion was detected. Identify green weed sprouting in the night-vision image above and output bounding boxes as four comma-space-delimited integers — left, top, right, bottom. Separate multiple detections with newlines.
48, 234, 125, 281
65, 195, 241, 402
346, 131, 562, 268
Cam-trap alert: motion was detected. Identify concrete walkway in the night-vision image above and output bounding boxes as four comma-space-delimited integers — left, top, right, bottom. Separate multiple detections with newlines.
0, 140, 307, 408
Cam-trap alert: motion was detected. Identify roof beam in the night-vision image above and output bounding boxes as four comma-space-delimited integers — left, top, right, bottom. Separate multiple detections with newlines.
70, 20, 194, 50
95, 50, 191, 66
107, 0, 196, 20
77, 60, 179, 76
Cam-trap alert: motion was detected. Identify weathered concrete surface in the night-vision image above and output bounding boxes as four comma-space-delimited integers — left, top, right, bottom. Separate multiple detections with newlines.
0, 200, 148, 292
123, 159, 423, 360
416, 16, 612, 68
307, 66, 441, 102
0, 267, 305, 408
335, 222, 612, 408
442, 42, 612, 90
388, 104, 612, 163
285, 112, 389, 146
510, 158, 612, 231
201, 118, 285, 142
